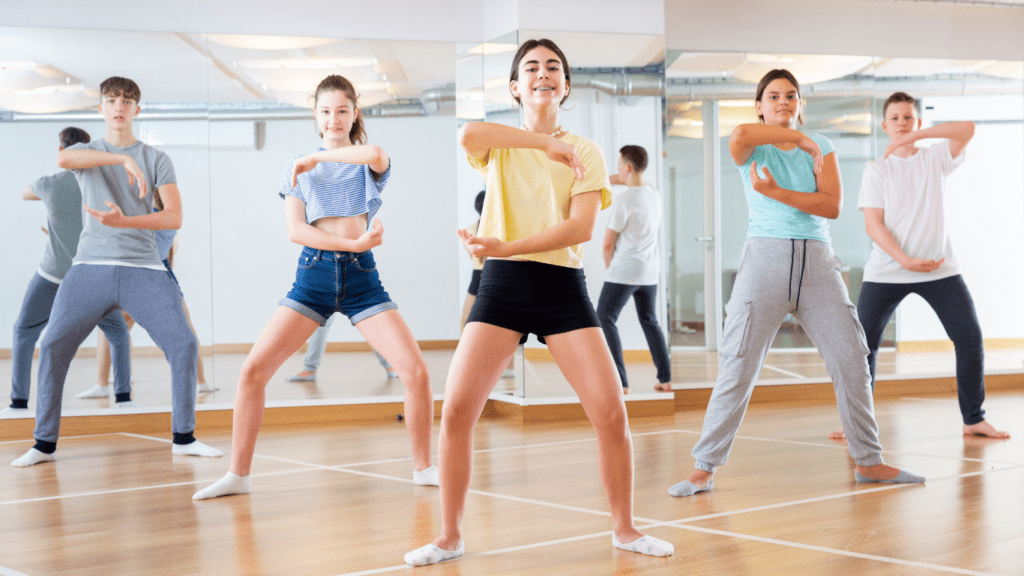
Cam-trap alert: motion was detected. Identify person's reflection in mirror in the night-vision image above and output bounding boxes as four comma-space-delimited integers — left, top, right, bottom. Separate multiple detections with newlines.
4, 127, 132, 415
668, 69, 925, 499
286, 314, 397, 383
11, 77, 223, 466
597, 145, 672, 395
405, 39, 674, 567
830, 91, 1008, 441
193, 74, 436, 500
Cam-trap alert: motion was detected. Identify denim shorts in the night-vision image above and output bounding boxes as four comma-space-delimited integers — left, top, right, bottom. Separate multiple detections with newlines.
466, 259, 600, 345
281, 247, 397, 326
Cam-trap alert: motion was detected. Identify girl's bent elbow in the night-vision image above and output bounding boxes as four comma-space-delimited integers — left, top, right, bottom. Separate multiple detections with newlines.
56, 151, 71, 169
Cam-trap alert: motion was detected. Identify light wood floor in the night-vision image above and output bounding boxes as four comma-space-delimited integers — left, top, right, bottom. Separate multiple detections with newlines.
2, 390, 1022, 576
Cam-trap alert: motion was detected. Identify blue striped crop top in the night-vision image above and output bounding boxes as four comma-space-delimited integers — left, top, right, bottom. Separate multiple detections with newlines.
278, 148, 389, 226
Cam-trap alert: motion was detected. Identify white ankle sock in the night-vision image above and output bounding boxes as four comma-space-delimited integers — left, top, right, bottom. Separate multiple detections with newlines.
115, 400, 142, 409
197, 382, 219, 393
172, 440, 223, 458
404, 541, 464, 566
413, 465, 439, 486
192, 471, 251, 500
612, 534, 674, 557
75, 384, 110, 399
11, 448, 56, 467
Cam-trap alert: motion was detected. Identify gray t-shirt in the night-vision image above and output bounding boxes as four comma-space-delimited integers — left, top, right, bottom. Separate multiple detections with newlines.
31, 171, 83, 281
68, 139, 176, 266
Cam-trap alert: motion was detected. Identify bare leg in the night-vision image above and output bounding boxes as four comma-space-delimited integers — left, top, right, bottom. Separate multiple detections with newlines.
357, 309, 434, 471
229, 307, 319, 476
545, 328, 645, 542
431, 322, 520, 550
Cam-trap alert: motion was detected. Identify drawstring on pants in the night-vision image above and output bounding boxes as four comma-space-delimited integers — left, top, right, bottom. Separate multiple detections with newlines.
789, 239, 808, 311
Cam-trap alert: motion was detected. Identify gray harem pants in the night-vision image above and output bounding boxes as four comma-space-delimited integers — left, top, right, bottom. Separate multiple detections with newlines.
691, 238, 885, 471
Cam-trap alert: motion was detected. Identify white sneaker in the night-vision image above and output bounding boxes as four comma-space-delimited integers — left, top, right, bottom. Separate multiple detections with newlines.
115, 400, 143, 409
1, 406, 30, 415
76, 384, 111, 399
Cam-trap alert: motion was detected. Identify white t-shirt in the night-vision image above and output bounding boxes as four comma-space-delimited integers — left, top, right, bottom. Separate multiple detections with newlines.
604, 184, 661, 286
858, 140, 966, 283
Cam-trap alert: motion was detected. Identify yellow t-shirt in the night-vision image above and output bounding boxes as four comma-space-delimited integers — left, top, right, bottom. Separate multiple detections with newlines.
468, 132, 612, 269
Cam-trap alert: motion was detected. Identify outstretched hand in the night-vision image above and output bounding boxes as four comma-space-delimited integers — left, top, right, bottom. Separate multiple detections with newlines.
457, 228, 509, 258
356, 219, 384, 252
901, 256, 945, 273
545, 138, 585, 181
291, 153, 320, 187
750, 162, 778, 196
85, 201, 128, 228
122, 157, 147, 198
797, 136, 824, 176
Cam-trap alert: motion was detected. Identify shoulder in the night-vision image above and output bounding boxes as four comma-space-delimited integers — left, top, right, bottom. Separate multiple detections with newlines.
808, 132, 835, 152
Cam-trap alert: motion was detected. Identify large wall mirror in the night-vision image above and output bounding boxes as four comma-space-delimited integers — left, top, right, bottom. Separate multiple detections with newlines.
664, 51, 1024, 377
1, 26, 460, 418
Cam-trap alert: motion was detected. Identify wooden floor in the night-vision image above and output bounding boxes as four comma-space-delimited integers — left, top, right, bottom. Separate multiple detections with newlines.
2, 390, 1022, 576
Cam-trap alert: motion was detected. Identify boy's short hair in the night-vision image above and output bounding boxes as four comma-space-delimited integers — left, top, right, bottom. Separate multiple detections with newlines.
619, 145, 648, 173
883, 92, 919, 117
99, 76, 141, 103
59, 126, 90, 148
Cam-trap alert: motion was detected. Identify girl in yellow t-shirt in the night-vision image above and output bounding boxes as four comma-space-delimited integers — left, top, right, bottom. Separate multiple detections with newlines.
405, 39, 673, 567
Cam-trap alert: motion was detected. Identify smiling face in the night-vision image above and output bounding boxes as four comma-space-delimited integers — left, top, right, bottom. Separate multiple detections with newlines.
755, 78, 802, 128
315, 89, 357, 146
510, 45, 569, 109
882, 101, 922, 140
98, 92, 140, 129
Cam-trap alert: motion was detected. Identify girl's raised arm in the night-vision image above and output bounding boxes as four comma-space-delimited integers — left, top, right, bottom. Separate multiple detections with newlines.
458, 122, 584, 180
291, 145, 389, 186
729, 124, 823, 175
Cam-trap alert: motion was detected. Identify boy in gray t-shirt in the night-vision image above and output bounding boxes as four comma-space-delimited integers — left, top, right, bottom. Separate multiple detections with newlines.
11, 77, 222, 466
6, 127, 132, 413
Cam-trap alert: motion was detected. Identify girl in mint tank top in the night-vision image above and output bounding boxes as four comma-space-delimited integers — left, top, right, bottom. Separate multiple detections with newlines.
667, 69, 923, 500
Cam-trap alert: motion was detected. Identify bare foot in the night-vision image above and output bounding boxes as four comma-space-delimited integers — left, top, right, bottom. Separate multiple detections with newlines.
654, 382, 673, 392
622, 387, 630, 395
829, 429, 846, 441
855, 463, 901, 481
963, 420, 1010, 439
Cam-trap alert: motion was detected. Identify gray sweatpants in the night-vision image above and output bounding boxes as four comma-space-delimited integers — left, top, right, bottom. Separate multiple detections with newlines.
33, 264, 198, 444
692, 238, 884, 470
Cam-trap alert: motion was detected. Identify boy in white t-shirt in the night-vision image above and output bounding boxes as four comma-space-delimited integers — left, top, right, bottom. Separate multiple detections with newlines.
596, 145, 671, 393
834, 91, 1008, 440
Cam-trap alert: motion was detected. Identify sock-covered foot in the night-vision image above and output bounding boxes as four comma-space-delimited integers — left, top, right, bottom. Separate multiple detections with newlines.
192, 471, 251, 500
286, 371, 317, 382
115, 400, 143, 409
669, 470, 714, 497
413, 465, 439, 486
612, 534, 674, 557
404, 541, 464, 566
855, 463, 924, 484
172, 440, 224, 458
197, 382, 220, 393
75, 384, 111, 399
1, 406, 29, 415
11, 448, 55, 467
501, 368, 515, 379
829, 429, 847, 440
963, 420, 1011, 439
386, 369, 399, 379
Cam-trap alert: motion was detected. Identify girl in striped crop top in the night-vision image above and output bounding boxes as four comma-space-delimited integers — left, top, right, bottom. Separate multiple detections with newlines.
193, 74, 437, 501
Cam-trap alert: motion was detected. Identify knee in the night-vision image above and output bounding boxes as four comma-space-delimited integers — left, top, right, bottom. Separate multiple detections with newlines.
439, 405, 478, 440
952, 329, 983, 352
238, 358, 273, 389
590, 404, 629, 441
402, 360, 431, 391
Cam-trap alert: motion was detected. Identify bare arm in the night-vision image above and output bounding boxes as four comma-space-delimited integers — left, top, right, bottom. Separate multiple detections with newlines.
750, 152, 843, 219
729, 123, 823, 174
884, 121, 975, 160
603, 228, 619, 268
84, 183, 183, 230
22, 185, 40, 201
284, 196, 383, 252
863, 207, 944, 273
291, 145, 390, 185
608, 174, 625, 186
58, 149, 149, 197
458, 190, 603, 259
458, 121, 585, 180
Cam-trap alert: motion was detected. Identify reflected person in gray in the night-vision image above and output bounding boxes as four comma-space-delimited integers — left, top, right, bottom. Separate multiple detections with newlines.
6, 127, 132, 414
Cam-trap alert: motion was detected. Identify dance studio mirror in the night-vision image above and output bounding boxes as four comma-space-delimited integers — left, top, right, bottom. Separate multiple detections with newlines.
0, 26, 460, 418
665, 51, 1024, 372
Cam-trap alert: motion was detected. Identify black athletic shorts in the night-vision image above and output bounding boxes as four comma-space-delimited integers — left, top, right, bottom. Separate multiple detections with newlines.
466, 259, 600, 345
467, 269, 482, 296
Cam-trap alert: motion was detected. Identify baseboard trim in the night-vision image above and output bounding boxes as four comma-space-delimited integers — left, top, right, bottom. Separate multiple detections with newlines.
896, 338, 1024, 353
